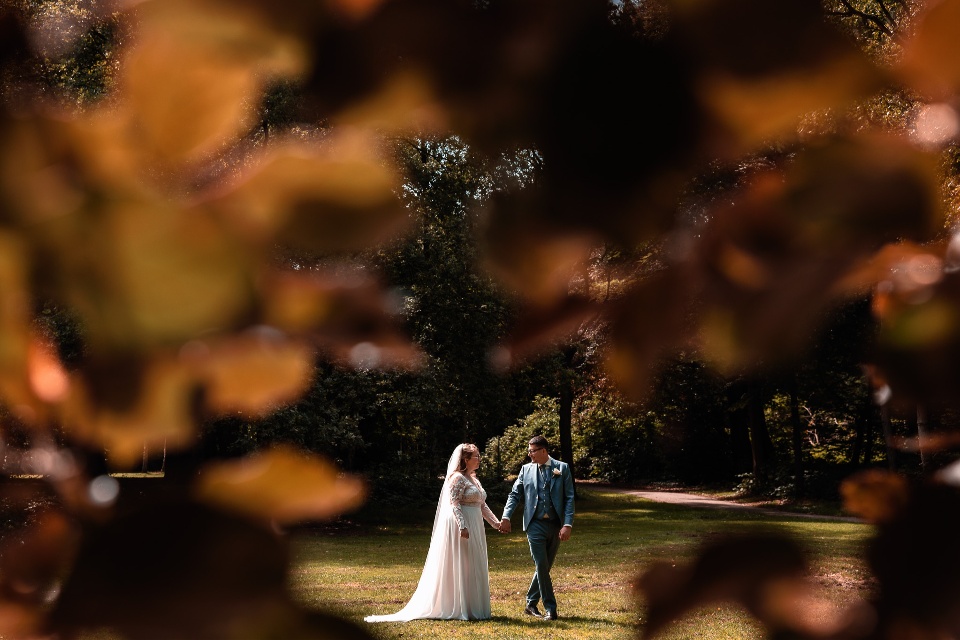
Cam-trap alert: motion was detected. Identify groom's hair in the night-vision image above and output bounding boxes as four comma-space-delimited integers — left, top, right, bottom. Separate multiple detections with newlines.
528, 435, 549, 451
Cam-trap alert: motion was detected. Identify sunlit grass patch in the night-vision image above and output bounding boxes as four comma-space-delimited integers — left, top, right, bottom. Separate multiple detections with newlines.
289, 488, 872, 639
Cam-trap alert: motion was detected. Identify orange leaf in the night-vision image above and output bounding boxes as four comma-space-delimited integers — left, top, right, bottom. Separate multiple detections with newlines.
55, 201, 252, 349
900, 0, 960, 98
204, 131, 409, 252
840, 469, 909, 523
185, 330, 315, 417
27, 335, 69, 404
62, 355, 197, 468
120, 0, 306, 165
195, 446, 367, 523
259, 271, 423, 369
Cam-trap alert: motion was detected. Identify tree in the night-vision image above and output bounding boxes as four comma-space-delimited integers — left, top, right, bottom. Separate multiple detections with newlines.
6, 0, 960, 638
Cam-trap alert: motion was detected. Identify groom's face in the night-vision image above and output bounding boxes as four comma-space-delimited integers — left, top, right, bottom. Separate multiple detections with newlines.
527, 445, 548, 465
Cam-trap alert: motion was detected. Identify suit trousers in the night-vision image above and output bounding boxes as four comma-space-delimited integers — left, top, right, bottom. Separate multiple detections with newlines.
525, 517, 562, 613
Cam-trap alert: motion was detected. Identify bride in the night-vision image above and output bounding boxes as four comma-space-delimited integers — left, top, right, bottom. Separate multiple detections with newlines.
365, 443, 502, 621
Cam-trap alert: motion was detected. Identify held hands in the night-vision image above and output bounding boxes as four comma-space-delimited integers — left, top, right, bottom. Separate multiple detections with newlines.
498, 519, 512, 534
460, 528, 469, 539
559, 525, 572, 542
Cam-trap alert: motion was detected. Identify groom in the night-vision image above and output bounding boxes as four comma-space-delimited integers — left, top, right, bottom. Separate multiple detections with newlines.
499, 435, 575, 621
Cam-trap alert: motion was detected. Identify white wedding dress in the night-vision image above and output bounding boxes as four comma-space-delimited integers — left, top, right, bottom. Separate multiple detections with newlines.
365, 447, 500, 622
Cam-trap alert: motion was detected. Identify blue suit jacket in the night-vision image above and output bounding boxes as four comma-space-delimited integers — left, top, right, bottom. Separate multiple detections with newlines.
502, 457, 575, 531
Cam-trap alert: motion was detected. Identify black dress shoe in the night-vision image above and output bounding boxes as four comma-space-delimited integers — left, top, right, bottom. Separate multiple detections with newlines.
524, 604, 543, 618
544, 611, 558, 620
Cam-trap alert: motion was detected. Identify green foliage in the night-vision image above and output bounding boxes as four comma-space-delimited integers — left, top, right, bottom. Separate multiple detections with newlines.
575, 389, 656, 482
38, 18, 117, 104
483, 395, 587, 476
649, 358, 731, 484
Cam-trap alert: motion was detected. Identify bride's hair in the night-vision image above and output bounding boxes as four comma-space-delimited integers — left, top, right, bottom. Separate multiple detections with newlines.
455, 443, 479, 475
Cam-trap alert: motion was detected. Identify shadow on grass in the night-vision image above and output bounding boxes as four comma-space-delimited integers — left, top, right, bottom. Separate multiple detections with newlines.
487, 614, 624, 628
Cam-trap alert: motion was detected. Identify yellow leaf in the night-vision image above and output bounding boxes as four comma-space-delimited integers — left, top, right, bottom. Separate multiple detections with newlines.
700, 56, 880, 149
62, 355, 196, 468
482, 223, 598, 307
184, 330, 314, 416
195, 446, 367, 523
56, 201, 252, 349
900, 0, 960, 98
120, 0, 307, 164
334, 69, 448, 134
205, 130, 409, 251
259, 271, 423, 369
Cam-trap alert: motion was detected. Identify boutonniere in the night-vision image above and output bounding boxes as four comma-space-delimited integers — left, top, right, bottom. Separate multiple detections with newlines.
552, 468, 562, 477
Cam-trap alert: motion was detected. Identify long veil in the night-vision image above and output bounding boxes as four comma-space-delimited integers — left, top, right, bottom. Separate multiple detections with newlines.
364, 445, 468, 622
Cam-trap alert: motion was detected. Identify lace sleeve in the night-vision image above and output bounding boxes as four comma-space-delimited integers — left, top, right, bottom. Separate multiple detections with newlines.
476, 480, 501, 528
449, 474, 469, 530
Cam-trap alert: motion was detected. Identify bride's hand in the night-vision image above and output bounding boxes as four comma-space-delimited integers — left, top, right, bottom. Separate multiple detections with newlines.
460, 528, 469, 539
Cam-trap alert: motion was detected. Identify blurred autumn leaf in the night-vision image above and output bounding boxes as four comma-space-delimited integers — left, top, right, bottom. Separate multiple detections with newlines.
840, 468, 910, 523
194, 445, 366, 524
0, 511, 78, 638
865, 480, 960, 638
3, 0, 960, 638
48, 500, 371, 640
200, 131, 410, 253
636, 533, 815, 639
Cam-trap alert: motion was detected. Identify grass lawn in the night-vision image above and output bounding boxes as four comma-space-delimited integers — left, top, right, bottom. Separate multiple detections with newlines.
290, 488, 873, 639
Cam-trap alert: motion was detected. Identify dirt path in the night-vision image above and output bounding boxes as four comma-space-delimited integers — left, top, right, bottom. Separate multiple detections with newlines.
607, 487, 863, 523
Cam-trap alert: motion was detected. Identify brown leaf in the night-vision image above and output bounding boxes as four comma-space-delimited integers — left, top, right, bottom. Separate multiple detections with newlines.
604, 271, 691, 399
689, 136, 942, 369
893, 432, 960, 454
833, 241, 939, 297
62, 354, 197, 468
203, 131, 409, 252
637, 533, 808, 638
27, 334, 70, 404
0, 510, 79, 605
0, 509, 78, 637
50, 500, 294, 639
119, 0, 306, 165
333, 68, 448, 135
194, 446, 366, 524
259, 271, 423, 370
870, 266, 960, 403
866, 481, 960, 637
495, 295, 600, 370
900, 0, 960, 98
673, 0, 884, 149
0, 232, 42, 424
697, 59, 882, 149
183, 330, 315, 417
0, 116, 89, 224
480, 211, 599, 307
840, 469, 909, 523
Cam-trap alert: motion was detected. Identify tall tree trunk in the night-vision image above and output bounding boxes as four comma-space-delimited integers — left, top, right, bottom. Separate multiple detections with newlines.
917, 404, 929, 471
558, 375, 574, 465
747, 380, 775, 490
862, 403, 875, 467
851, 382, 874, 468
726, 383, 754, 475
789, 374, 804, 497
881, 404, 896, 470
